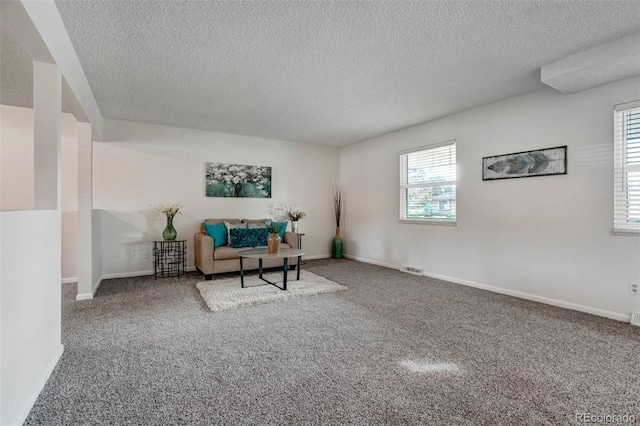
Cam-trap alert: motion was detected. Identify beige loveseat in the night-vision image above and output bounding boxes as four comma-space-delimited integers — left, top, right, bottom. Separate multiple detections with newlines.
194, 218, 300, 280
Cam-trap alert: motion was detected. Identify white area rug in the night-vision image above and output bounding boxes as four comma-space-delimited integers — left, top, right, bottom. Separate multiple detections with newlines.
196, 270, 348, 312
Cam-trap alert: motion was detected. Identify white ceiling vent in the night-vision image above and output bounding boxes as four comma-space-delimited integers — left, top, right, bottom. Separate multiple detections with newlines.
541, 32, 640, 94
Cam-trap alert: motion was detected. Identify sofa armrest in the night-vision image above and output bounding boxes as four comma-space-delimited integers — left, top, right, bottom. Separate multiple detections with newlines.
284, 231, 300, 249
194, 233, 215, 274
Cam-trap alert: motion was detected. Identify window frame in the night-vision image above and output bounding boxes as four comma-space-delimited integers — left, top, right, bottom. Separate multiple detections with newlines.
613, 100, 640, 235
399, 140, 457, 226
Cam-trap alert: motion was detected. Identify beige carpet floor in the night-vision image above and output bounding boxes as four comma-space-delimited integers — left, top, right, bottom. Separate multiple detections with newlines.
24, 259, 640, 425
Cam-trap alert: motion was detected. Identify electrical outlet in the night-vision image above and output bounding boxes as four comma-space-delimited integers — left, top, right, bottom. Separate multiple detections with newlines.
141, 249, 150, 259
630, 281, 640, 296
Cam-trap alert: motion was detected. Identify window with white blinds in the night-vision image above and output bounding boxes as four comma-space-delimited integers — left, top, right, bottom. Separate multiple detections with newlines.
614, 101, 640, 233
399, 141, 456, 224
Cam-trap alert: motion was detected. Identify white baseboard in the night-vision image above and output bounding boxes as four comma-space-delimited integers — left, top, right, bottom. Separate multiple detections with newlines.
101, 266, 197, 280
344, 254, 399, 270
76, 267, 197, 300
10, 344, 64, 426
61, 277, 78, 284
304, 254, 331, 260
75, 275, 103, 301
89, 259, 331, 287
92, 275, 102, 295
101, 270, 154, 279
423, 271, 631, 323
75, 293, 93, 301
346, 254, 631, 323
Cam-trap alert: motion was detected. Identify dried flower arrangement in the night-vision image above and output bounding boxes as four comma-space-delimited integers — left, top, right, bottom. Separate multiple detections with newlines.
276, 204, 306, 221
333, 184, 343, 228
154, 202, 182, 219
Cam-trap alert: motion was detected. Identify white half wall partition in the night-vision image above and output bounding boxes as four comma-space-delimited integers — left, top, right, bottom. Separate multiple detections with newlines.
1, 0, 104, 423
0, 210, 64, 426
1, 59, 64, 426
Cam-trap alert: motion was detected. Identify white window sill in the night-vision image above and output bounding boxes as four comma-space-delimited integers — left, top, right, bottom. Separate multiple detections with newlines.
399, 219, 457, 226
611, 229, 640, 236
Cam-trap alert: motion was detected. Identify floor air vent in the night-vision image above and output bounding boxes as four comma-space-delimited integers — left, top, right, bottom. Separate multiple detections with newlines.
632, 312, 640, 327
400, 265, 424, 276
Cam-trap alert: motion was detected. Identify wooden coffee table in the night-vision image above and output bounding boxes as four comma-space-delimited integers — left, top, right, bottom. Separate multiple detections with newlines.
238, 248, 305, 291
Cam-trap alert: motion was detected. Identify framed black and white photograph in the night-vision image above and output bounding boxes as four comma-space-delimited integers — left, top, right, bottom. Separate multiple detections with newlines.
205, 162, 272, 198
482, 146, 567, 181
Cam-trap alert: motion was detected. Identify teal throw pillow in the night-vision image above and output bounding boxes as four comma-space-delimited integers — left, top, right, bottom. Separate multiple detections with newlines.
270, 221, 288, 239
230, 228, 269, 248
203, 222, 227, 248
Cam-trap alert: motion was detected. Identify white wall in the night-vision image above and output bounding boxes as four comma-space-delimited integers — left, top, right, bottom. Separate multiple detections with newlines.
92, 208, 102, 288
0, 105, 79, 280
76, 121, 100, 299
94, 119, 340, 277
340, 77, 640, 321
61, 119, 78, 281
0, 201, 64, 426
1, 105, 35, 211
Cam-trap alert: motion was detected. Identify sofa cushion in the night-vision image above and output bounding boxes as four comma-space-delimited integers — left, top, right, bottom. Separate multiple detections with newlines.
213, 243, 292, 260
224, 221, 247, 245
214, 246, 246, 260
203, 222, 228, 248
229, 228, 269, 248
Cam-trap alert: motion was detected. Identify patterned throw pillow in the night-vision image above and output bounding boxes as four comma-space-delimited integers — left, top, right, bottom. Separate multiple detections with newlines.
224, 221, 247, 245
229, 228, 269, 248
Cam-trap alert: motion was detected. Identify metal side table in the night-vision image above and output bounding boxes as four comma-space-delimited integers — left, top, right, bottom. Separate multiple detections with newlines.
152, 239, 186, 279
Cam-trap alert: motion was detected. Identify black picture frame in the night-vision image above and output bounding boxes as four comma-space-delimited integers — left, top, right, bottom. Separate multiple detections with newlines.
482, 145, 567, 181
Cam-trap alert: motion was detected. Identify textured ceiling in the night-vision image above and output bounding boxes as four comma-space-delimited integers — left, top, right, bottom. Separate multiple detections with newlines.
1, 25, 72, 113
1, 25, 34, 109
51, 0, 640, 146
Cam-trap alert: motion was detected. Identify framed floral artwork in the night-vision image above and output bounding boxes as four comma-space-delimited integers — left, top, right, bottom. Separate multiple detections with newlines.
205, 163, 272, 198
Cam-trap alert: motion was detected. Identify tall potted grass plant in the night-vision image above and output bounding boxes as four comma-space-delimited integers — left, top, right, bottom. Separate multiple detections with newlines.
332, 184, 344, 259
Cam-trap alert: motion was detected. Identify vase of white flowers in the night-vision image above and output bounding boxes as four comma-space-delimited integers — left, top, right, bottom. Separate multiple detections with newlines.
155, 203, 182, 240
